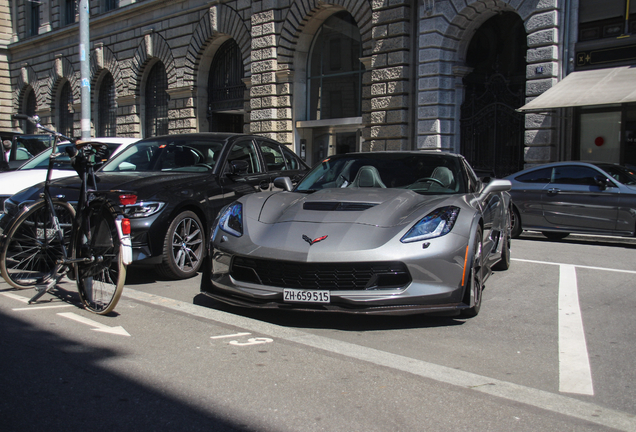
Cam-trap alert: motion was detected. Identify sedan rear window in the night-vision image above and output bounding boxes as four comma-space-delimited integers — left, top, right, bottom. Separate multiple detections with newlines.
514, 167, 552, 183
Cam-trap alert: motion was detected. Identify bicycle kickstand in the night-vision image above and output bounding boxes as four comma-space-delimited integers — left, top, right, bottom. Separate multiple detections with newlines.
29, 277, 59, 304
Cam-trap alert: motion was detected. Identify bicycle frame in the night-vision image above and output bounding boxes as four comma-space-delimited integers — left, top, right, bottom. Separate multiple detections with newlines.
8, 114, 135, 307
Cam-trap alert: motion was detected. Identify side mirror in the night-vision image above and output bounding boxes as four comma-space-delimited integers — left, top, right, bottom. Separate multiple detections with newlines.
273, 176, 293, 191
480, 179, 511, 197
228, 160, 249, 176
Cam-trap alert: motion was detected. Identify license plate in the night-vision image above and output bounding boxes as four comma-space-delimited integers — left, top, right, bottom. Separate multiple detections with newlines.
283, 289, 330, 303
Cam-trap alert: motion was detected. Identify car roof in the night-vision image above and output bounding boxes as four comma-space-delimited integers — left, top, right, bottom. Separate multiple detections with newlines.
506, 161, 624, 177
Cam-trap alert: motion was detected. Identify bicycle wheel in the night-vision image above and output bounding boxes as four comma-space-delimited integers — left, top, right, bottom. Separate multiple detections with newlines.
0, 199, 75, 289
73, 200, 125, 315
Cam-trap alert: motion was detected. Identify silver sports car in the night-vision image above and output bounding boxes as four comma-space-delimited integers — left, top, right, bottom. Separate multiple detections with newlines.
200, 152, 512, 317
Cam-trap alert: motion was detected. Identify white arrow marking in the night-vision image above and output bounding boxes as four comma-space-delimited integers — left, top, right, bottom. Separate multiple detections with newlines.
57, 312, 130, 337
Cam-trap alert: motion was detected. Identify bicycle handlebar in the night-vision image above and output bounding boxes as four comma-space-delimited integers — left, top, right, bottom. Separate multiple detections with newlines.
12, 114, 75, 143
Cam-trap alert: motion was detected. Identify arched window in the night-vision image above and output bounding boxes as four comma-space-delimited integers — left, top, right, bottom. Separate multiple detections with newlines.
24, 89, 37, 134
307, 11, 364, 120
98, 73, 116, 136
58, 81, 73, 138
207, 39, 245, 132
145, 62, 169, 137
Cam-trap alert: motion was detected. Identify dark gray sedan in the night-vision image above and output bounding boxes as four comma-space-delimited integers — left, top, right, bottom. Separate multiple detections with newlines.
504, 161, 636, 239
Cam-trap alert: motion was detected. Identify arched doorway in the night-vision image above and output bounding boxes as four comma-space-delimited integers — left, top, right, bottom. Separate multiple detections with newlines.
460, 12, 527, 178
207, 39, 245, 133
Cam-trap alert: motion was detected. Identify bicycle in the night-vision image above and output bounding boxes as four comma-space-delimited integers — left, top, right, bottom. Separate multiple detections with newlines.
0, 114, 135, 315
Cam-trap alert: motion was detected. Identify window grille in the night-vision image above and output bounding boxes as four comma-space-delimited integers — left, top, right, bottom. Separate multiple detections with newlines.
145, 62, 169, 137
98, 73, 116, 137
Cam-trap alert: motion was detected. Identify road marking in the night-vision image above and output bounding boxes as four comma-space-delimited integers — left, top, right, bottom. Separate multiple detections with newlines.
13, 304, 74, 311
211, 332, 251, 339
2, 292, 74, 310
123, 288, 636, 431
513, 258, 636, 274
229, 337, 273, 346
1, 292, 30, 303
559, 265, 594, 395
57, 312, 131, 336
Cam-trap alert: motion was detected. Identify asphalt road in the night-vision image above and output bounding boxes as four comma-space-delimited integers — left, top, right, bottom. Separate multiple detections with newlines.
1, 233, 635, 431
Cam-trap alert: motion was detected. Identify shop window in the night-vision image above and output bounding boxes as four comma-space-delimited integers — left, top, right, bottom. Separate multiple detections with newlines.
98, 73, 116, 137
145, 62, 169, 138
307, 11, 364, 121
579, 0, 635, 40
579, 111, 621, 163
58, 82, 73, 138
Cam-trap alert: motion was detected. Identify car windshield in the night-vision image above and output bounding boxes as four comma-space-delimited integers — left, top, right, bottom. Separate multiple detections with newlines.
596, 164, 636, 186
296, 153, 466, 194
19, 142, 121, 171
102, 139, 225, 173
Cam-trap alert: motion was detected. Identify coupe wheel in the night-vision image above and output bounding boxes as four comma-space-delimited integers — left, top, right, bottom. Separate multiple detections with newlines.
460, 227, 484, 318
493, 210, 511, 271
156, 211, 205, 279
511, 206, 522, 238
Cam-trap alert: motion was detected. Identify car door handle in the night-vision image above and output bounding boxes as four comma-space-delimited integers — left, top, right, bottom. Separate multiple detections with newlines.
547, 188, 560, 194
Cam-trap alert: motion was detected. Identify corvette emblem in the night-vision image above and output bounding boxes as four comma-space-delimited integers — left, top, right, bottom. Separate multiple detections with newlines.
303, 234, 328, 246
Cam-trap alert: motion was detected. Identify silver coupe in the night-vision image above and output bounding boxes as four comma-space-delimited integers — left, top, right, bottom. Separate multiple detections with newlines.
200, 151, 512, 317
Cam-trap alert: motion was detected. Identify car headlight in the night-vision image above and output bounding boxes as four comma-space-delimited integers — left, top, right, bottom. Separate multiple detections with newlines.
401, 206, 460, 243
215, 202, 243, 238
123, 201, 165, 218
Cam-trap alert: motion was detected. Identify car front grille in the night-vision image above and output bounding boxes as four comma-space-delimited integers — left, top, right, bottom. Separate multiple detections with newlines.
230, 257, 411, 290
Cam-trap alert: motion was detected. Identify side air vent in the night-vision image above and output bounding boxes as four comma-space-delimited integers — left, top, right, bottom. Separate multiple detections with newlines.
303, 202, 377, 211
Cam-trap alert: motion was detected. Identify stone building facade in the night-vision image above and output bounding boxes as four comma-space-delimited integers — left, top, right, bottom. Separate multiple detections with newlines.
2, 0, 632, 175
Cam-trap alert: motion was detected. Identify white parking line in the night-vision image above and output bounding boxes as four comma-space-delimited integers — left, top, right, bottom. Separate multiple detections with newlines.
559, 265, 594, 395
512, 258, 636, 274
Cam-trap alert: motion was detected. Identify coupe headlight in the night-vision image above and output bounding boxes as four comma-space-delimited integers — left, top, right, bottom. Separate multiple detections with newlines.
401, 206, 460, 243
216, 202, 243, 238
123, 201, 165, 218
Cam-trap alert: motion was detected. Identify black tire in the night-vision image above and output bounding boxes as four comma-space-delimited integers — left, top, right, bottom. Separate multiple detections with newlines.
493, 210, 511, 271
73, 201, 125, 315
542, 231, 570, 240
0, 199, 75, 289
156, 210, 204, 279
511, 206, 522, 238
460, 227, 484, 318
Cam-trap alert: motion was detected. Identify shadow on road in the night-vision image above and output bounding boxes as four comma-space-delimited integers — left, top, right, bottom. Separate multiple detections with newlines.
192, 293, 466, 332
0, 310, 257, 432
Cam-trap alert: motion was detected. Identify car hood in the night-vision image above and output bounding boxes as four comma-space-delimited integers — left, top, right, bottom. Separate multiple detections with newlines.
0, 169, 76, 196
252, 188, 460, 228
10, 171, 213, 204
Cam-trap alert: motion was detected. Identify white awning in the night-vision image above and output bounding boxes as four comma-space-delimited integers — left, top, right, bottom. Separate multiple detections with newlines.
518, 66, 636, 111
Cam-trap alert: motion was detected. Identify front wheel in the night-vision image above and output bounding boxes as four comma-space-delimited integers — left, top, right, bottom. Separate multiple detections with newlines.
460, 227, 484, 318
73, 201, 125, 315
493, 210, 511, 271
0, 199, 75, 289
156, 210, 204, 279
